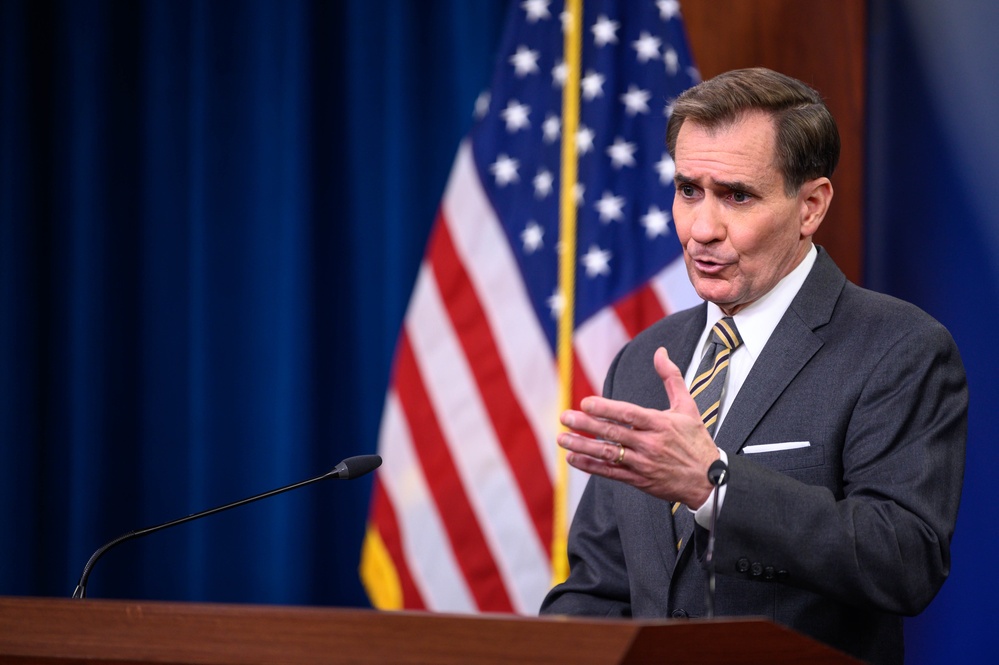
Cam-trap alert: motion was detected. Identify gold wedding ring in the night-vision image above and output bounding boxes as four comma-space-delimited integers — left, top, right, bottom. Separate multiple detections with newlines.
613, 443, 626, 465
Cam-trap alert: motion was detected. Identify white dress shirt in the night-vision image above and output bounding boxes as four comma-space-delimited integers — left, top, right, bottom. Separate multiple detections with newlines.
687, 244, 818, 526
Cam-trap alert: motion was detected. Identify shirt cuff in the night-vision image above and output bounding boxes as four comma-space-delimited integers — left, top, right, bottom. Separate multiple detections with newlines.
691, 449, 728, 529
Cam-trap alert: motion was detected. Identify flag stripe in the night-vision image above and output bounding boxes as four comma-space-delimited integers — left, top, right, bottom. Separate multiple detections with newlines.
377, 391, 477, 611
406, 260, 551, 613
364, 481, 426, 610
428, 214, 554, 551
574, 307, 630, 397
651, 258, 701, 315
394, 332, 515, 611
572, 350, 598, 412
614, 282, 668, 339
442, 142, 560, 481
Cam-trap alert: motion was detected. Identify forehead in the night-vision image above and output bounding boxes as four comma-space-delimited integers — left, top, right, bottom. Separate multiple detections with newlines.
674, 112, 779, 185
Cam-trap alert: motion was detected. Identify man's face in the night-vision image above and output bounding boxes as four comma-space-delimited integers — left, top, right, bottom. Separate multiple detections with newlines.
672, 111, 821, 315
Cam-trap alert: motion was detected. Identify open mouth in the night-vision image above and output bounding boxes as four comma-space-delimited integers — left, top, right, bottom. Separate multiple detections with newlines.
691, 257, 730, 275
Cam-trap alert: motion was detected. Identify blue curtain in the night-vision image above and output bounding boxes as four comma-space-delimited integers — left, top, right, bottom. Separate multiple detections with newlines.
0, 0, 505, 605
867, 1, 999, 662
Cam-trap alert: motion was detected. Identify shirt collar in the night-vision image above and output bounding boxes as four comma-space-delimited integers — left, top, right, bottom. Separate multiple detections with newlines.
703, 244, 817, 360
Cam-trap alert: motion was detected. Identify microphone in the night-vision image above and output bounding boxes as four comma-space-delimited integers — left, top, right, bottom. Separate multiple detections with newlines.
704, 458, 728, 619
71, 454, 382, 599
706, 459, 727, 487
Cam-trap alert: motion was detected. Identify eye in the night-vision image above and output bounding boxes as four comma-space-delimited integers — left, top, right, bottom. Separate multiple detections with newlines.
678, 184, 696, 197
731, 190, 752, 203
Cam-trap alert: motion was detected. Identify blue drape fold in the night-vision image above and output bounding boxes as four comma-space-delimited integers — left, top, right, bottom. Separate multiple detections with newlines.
0, 0, 504, 606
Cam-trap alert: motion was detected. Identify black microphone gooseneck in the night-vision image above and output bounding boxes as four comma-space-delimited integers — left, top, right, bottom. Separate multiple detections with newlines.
704, 458, 728, 619
71, 454, 382, 599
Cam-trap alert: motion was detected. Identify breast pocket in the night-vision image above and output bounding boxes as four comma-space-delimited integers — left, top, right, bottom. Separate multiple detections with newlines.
739, 441, 824, 471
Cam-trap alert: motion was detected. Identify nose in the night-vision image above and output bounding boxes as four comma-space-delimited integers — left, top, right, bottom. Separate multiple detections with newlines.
686, 199, 726, 245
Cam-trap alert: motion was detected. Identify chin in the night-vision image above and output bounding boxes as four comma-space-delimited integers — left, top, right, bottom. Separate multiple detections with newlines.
690, 278, 732, 305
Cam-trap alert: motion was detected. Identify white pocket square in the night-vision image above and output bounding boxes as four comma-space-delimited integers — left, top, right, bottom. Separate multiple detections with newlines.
742, 441, 811, 454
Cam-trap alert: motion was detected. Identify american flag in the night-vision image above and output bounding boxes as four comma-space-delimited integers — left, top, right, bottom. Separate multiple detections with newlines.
361, 0, 700, 614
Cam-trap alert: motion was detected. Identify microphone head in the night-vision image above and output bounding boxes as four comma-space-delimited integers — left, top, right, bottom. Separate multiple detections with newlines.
332, 454, 383, 480
707, 459, 728, 487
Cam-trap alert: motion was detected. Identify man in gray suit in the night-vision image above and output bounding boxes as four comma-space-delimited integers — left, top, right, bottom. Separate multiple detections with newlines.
540, 68, 967, 665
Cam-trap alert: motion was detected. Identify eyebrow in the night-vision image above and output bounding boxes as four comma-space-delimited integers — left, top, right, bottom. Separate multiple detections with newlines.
674, 172, 761, 195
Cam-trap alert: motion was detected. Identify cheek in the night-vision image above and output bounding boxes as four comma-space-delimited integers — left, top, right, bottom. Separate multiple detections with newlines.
671, 204, 692, 246
729, 217, 801, 285
728, 214, 788, 256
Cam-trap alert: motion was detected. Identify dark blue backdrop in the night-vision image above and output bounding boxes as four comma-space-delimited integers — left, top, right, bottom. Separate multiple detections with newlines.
1, 0, 995, 662
867, 1, 999, 662
0, 0, 506, 606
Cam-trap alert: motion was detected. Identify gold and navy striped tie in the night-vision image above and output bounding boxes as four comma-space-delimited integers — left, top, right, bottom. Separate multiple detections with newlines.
673, 316, 742, 551
690, 317, 743, 437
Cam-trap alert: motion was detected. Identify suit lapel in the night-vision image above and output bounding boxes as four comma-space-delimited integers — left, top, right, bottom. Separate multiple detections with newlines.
714, 248, 847, 456
714, 314, 822, 455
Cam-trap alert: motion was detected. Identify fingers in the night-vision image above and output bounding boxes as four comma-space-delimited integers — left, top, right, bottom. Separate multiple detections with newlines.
561, 408, 631, 444
558, 431, 635, 481
557, 347, 717, 504
572, 348, 698, 427
655, 347, 700, 420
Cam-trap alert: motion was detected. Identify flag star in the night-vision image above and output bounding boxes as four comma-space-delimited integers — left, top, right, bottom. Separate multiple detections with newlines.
474, 91, 490, 119
606, 137, 637, 169
581, 245, 612, 277
581, 70, 605, 101
490, 154, 520, 186
521, 0, 551, 22
632, 31, 661, 63
574, 182, 585, 206
591, 15, 620, 47
552, 60, 567, 88
501, 99, 531, 132
664, 99, 676, 118
510, 45, 541, 77
576, 125, 596, 155
655, 152, 676, 185
664, 47, 679, 76
521, 221, 545, 253
542, 113, 561, 143
657, 0, 681, 20
641, 205, 673, 239
621, 85, 651, 116
595, 191, 626, 222
547, 288, 565, 319
533, 169, 554, 198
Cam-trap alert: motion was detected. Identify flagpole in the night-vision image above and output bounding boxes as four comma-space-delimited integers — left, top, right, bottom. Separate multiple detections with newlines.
552, 0, 583, 585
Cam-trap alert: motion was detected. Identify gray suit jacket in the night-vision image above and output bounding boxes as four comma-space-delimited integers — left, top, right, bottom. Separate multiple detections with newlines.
540, 248, 967, 665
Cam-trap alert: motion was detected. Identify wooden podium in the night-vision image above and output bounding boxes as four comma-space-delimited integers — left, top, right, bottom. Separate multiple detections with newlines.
0, 596, 859, 664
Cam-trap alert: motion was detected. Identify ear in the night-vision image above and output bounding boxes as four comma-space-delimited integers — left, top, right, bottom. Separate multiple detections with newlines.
798, 177, 833, 239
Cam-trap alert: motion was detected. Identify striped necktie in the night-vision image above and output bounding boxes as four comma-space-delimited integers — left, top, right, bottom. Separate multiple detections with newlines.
672, 316, 743, 551
690, 317, 743, 437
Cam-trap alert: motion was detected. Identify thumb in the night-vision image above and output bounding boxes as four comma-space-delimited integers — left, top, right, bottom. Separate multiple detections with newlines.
654, 347, 701, 419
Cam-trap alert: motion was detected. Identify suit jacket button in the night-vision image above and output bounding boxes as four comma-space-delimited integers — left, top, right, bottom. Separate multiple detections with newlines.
777, 570, 789, 580
764, 566, 775, 580
751, 562, 763, 577
736, 558, 750, 573
671, 609, 689, 619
